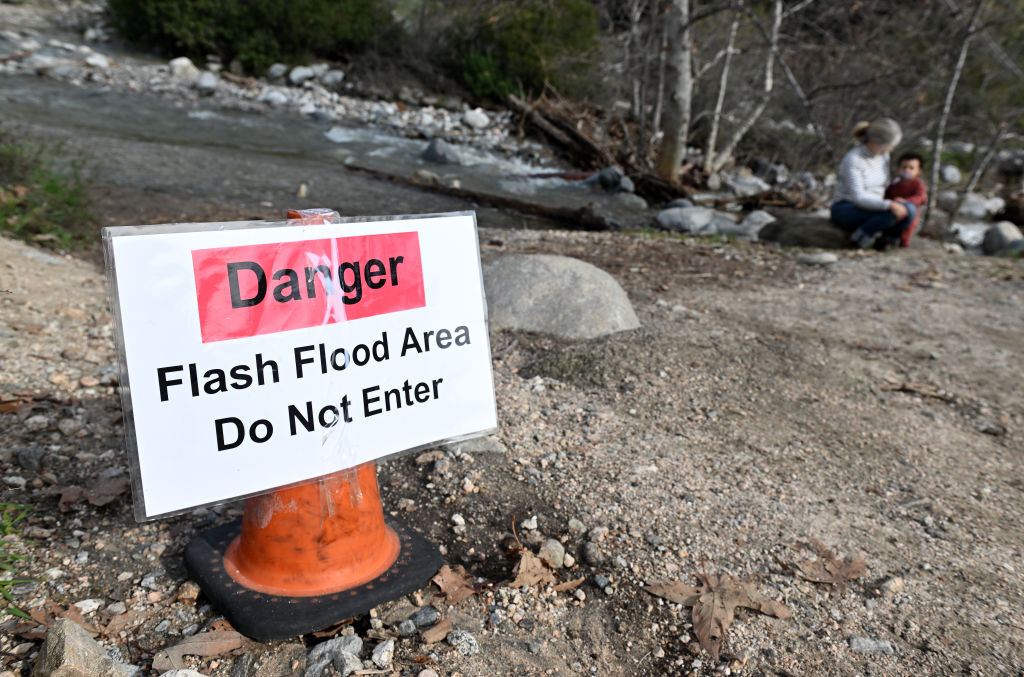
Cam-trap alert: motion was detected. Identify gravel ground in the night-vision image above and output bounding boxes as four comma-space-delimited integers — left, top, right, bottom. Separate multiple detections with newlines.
2, 225, 1023, 677
2, 3, 1024, 676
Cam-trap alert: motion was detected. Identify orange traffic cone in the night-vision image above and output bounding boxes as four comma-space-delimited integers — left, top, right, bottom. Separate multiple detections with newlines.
183, 210, 441, 640
184, 463, 440, 640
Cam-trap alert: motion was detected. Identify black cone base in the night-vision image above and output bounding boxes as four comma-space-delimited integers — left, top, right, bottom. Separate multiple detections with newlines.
183, 517, 441, 641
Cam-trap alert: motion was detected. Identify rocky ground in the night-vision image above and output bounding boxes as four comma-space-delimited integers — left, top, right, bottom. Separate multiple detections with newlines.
3, 3, 1024, 677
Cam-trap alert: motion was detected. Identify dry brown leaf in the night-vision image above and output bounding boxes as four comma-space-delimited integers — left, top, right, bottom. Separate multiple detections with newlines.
553, 577, 585, 593
509, 549, 555, 588
645, 573, 791, 661
431, 564, 477, 605
0, 398, 32, 414
420, 618, 452, 644
151, 630, 246, 671
794, 541, 866, 592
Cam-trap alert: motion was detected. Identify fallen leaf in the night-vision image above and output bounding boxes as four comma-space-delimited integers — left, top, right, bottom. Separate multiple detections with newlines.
103, 610, 142, 636
508, 549, 555, 588
87, 476, 131, 507
420, 618, 452, 644
431, 564, 477, 605
553, 577, 585, 593
151, 630, 246, 671
645, 573, 791, 661
0, 398, 33, 414
794, 540, 866, 592
12, 185, 30, 199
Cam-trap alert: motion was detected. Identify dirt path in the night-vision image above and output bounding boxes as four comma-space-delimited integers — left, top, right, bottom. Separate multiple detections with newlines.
3, 205, 1023, 676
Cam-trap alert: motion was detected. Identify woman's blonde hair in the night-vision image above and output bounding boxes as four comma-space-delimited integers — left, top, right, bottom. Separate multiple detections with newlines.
852, 118, 902, 147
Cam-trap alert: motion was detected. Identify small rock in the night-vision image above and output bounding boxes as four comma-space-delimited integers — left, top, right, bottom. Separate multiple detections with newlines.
72, 598, 104, 614
177, 581, 201, 604
321, 70, 345, 89
84, 53, 109, 69
79, 375, 100, 388
421, 138, 464, 165
879, 576, 905, 596
463, 107, 489, 129
588, 526, 609, 542
567, 518, 586, 536
15, 447, 47, 471
289, 65, 315, 85
410, 607, 439, 628
34, 618, 139, 677
665, 198, 694, 209
583, 541, 604, 565
161, 671, 207, 677
193, 71, 218, 95
538, 539, 566, 569
940, 164, 962, 184
451, 513, 465, 527
563, 554, 576, 568
371, 640, 394, 668
593, 574, 610, 589
266, 63, 289, 81
848, 636, 896, 655
259, 89, 290, 106
446, 629, 479, 656
797, 252, 838, 266
397, 620, 416, 636
418, 670, 440, 677
520, 515, 538, 531
611, 555, 628, 569
169, 56, 199, 79
57, 418, 83, 436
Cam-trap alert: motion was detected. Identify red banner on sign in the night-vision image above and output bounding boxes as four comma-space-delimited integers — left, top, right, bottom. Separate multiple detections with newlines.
192, 232, 425, 342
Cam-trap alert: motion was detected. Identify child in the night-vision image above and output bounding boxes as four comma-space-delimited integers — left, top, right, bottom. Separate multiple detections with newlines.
884, 152, 928, 247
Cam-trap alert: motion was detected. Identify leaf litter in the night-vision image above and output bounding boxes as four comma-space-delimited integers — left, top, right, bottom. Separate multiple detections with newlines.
792, 539, 867, 593
645, 572, 791, 661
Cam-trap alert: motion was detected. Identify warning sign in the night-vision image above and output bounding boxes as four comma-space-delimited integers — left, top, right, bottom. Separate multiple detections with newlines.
104, 212, 496, 519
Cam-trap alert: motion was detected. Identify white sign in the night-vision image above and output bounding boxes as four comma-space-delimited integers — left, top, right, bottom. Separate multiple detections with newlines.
104, 212, 496, 519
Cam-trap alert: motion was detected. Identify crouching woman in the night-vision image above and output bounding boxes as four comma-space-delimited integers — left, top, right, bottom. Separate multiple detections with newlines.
830, 118, 915, 249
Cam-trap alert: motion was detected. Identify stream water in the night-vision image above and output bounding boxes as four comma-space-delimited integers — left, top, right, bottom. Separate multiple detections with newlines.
0, 75, 642, 226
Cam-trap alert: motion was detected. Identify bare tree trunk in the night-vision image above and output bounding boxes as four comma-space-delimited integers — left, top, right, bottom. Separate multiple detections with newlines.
704, 10, 740, 174
654, 0, 692, 179
627, 0, 648, 119
950, 111, 1021, 217
709, 0, 782, 173
651, 15, 669, 136
926, 0, 986, 230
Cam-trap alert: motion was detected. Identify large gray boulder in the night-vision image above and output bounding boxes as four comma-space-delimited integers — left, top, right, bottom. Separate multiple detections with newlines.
757, 215, 850, 249
981, 221, 1024, 256
483, 254, 639, 339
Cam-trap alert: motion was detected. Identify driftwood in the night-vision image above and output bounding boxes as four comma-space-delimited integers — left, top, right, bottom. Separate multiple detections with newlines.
506, 94, 691, 205
344, 163, 620, 231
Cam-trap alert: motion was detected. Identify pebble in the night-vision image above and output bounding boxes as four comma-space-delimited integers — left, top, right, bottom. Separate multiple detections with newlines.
583, 541, 604, 565
451, 513, 465, 526
410, 606, 439, 628
563, 554, 576, 568
446, 629, 479, 656
371, 639, 394, 668
417, 670, 440, 677
798, 252, 839, 265
848, 636, 896, 655
25, 414, 50, 432
72, 598, 103, 614
463, 107, 489, 129
593, 574, 610, 589
15, 447, 46, 471
879, 576, 905, 596
567, 518, 586, 536
398, 620, 416, 636
538, 538, 566, 569
588, 526, 609, 542
520, 515, 538, 531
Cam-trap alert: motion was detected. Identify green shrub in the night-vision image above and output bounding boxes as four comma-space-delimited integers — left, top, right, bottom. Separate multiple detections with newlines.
448, 0, 600, 100
0, 130, 96, 249
107, 0, 398, 74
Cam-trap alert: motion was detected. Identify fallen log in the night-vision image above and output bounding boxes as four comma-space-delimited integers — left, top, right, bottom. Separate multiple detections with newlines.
344, 163, 622, 231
